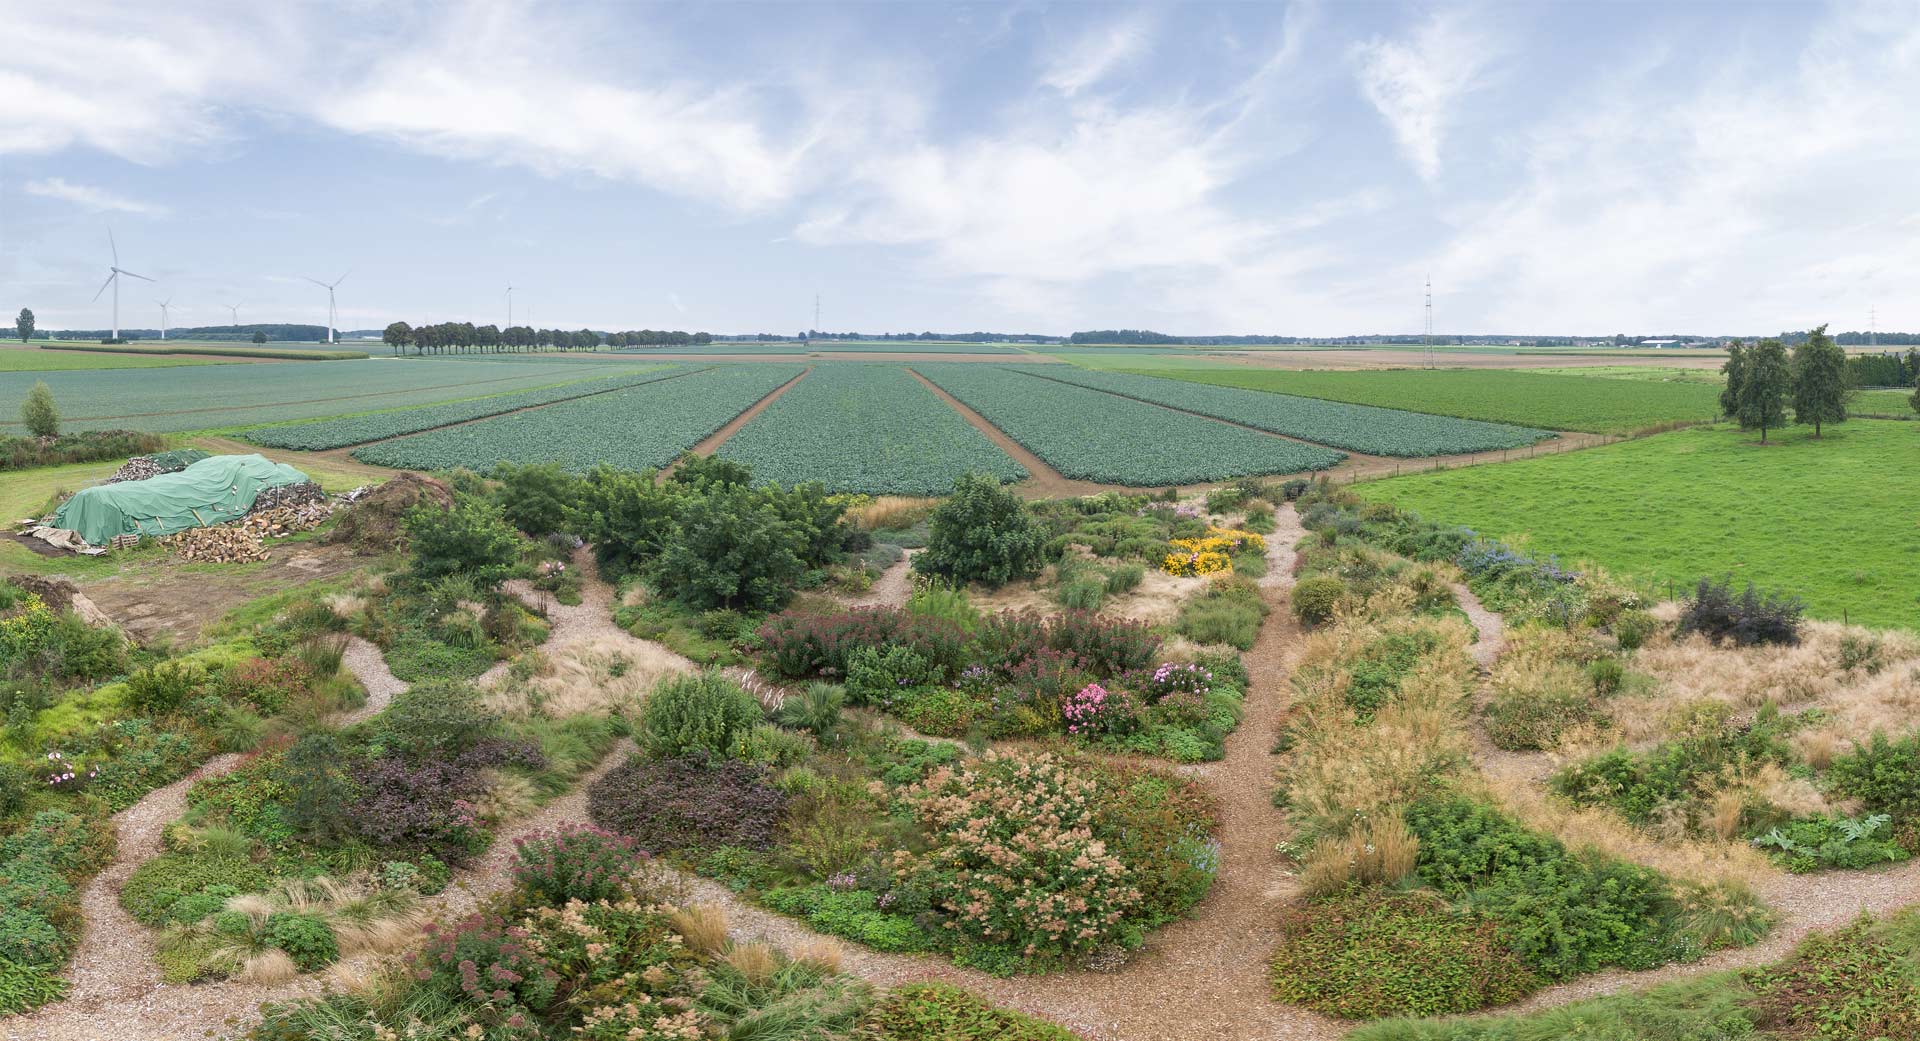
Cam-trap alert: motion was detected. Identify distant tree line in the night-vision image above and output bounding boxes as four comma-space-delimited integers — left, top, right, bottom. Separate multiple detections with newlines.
1844, 350, 1920, 388
797, 330, 1058, 343
41, 323, 331, 342
379, 322, 715, 355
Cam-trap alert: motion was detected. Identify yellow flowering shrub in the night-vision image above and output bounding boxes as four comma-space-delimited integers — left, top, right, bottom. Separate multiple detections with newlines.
1161, 527, 1267, 577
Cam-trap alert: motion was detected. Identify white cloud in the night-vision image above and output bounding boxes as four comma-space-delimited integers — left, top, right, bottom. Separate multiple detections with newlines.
1351, 12, 1496, 181
23, 177, 170, 216
1041, 13, 1154, 96
1424, 4, 1920, 333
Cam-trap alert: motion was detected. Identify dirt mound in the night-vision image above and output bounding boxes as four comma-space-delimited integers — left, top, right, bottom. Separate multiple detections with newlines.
5, 574, 115, 627
323, 473, 452, 554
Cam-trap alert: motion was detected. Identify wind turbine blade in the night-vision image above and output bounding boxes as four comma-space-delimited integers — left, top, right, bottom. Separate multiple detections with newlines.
334, 269, 352, 288
119, 269, 155, 282
304, 277, 329, 288
91, 272, 116, 303
109, 228, 118, 266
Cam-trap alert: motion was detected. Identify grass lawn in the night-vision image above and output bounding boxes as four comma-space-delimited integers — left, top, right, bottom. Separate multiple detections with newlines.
1128, 367, 1725, 434
0, 346, 224, 371
1356, 420, 1920, 629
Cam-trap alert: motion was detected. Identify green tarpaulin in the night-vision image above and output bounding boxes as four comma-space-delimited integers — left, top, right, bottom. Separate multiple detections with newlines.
54, 454, 311, 545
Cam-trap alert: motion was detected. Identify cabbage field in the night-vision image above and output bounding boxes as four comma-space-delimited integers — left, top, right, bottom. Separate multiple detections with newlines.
1027, 366, 1552, 455
716, 363, 1026, 493
241, 365, 681, 450
351, 365, 804, 472
913, 363, 1343, 484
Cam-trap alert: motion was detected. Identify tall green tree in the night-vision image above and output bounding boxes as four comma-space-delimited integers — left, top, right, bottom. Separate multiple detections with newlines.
14, 308, 33, 343
383, 321, 413, 356
1718, 341, 1747, 418
20, 380, 58, 438
1737, 338, 1791, 443
1789, 323, 1852, 437
1910, 372, 1920, 417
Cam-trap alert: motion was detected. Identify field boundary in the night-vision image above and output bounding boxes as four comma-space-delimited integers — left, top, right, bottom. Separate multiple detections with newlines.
684, 366, 814, 458
903, 367, 1113, 498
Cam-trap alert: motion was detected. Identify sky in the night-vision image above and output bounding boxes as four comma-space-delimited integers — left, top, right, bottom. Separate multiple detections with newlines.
2, 0, 1917, 338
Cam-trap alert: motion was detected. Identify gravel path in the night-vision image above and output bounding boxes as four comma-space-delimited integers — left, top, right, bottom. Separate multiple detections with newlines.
846, 549, 918, 609
1451, 582, 1507, 671
339, 636, 404, 724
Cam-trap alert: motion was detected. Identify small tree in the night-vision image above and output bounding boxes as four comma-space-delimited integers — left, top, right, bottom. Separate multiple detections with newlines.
252, 331, 268, 344
1910, 373, 1920, 417
913, 472, 1049, 587
20, 380, 58, 438
1789, 323, 1851, 437
650, 487, 806, 611
1736, 338, 1790, 443
1718, 341, 1746, 418
404, 495, 521, 590
14, 308, 33, 343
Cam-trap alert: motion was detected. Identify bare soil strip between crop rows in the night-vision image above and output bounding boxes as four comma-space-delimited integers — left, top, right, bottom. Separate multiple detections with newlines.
684, 366, 815, 458
902, 367, 1120, 499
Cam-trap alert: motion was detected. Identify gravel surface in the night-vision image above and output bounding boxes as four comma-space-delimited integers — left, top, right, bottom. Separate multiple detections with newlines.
846, 549, 918, 609
1451, 581, 1507, 670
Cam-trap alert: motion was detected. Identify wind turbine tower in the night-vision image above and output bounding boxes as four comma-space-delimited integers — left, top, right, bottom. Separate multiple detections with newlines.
1423, 276, 1435, 369
814, 293, 821, 336
506, 286, 514, 330
90, 230, 154, 341
304, 271, 351, 343
1870, 305, 1877, 349
157, 298, 173, 340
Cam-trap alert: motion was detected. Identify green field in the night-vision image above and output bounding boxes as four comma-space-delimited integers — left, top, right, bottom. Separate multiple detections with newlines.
716, 363, 1026, 493
1134, 367, 1725, 434
914, 363, 1343, 484
1357, 420, 1920, 628
0, 357, 658, 433
0, 348, 224, 371
1030, 365, 1549, 455
353, 364, 803, 472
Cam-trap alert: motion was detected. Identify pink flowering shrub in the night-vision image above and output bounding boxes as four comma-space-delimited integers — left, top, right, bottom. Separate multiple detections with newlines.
1061, 683, 1140, 737
892, 750, 1143, 963
1145, 661, 1212, 702
511, 824, 646, 907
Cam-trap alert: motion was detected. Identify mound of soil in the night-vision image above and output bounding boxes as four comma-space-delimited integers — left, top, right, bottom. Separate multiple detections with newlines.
5, 574, 115, 627
323, 473, 453, 554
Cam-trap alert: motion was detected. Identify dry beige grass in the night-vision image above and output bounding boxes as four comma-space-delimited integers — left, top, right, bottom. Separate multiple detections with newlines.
1298, 811, 1421, 897
846, 495, 940, 531
726, 941, 780, 985
485, 633, 691, 719
1480, 774, 1775, 889
792, 938, 844, 975
670, 903, 731, 957
239, 949, 300, 985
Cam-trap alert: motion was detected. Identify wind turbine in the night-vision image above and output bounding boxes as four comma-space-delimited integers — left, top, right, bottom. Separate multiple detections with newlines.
90, 230, 153, 341
506, 285, 514, 330
226, 302, 242, 328
305, 270, 351, 343
156, 298, 173, 340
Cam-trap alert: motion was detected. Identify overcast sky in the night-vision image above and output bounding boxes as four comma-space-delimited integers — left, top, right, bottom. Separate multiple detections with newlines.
3, 1, 1916, 337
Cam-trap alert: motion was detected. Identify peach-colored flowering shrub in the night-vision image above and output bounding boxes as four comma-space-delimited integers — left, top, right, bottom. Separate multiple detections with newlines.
892, 750, 1144, 963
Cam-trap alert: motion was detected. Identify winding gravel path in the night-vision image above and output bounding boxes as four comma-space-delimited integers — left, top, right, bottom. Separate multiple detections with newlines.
1451, 582, 1507, 671
846, 549, 918, 609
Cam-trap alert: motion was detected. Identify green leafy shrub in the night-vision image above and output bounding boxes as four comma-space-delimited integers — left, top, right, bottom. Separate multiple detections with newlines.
122, 853, 272, 927
1291, 575, 1346, 626
763, 886, 937, 953
265, 912, 339, 972
404, 494, 521, 590
1176, 576, 1269, 650
651, 485, 809, 612
0, 958, 66, 1015
1827, 730, 1920, 822
912, 473, 1049, 588
1269, 888, 1539, 1018
493, 460, 584, 537
1751, 814, 1909, 873
844, 644, 939, 705
1405, 798, 1682, 980
1745, 913, 1920, 1040
122, 661, 205, 715
855, 983, 1080, 1040
638, 670, 763, 759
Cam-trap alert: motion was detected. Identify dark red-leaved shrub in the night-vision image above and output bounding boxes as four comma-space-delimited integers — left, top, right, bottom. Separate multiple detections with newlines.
348, 739, 545, 862
587, 754, 788, 853
1044, 611, 1161, 678
758, 607, 967, 679
974, 611, 1047, 672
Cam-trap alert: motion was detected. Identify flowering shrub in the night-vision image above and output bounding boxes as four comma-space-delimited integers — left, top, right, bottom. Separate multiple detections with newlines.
1162, 527, 1266, 577
218, 656, 315, 715
1145, 662, 1212, 702
512, 825, 648, 906
972, 612, 1047, 674
758, 607, 968, 679
0, 593, 55, 667
892, 750, 1143, 963
1043, 611, 1160, 678
1061, 683, 1138, 737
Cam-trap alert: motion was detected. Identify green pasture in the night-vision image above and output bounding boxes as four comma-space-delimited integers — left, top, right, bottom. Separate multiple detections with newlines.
1357, 420, 1920, 629
0, 347, 224, 371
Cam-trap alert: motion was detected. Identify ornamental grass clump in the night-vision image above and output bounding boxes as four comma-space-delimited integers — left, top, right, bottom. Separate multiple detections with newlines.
892, 750, 1143, 964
